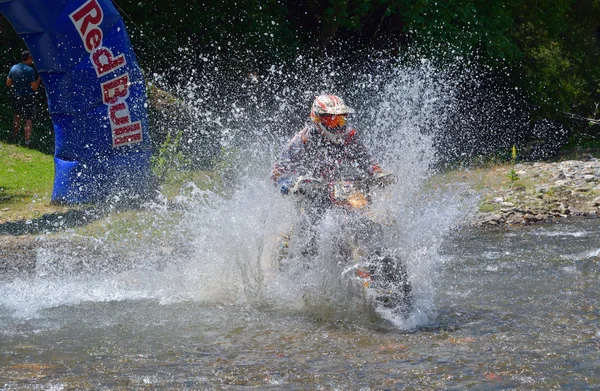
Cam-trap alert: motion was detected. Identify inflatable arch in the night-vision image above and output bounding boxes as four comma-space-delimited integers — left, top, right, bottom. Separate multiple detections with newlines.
0, 0, 153, 204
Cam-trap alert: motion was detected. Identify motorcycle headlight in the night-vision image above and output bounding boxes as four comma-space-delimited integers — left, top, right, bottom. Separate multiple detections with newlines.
347, 192, 369, 209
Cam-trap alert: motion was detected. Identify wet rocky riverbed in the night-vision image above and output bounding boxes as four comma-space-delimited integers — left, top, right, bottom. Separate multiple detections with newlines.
473, 158, 600, 226
1, 219, 599, 389
1, 158, 599, 389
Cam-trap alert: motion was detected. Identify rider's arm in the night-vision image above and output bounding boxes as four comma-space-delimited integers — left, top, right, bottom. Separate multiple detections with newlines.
347, 129, 384, 175
272, 139, 302, 194
272, 160, 297, 195
272, 129, 315, 194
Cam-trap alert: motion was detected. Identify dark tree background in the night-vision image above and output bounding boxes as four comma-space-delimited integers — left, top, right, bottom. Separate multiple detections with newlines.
1, 0, 599, 159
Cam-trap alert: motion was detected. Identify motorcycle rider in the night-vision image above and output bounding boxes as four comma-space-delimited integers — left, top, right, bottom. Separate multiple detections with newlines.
272, 94, 384, 256
271, 96, 411, 312
272, 94, 383, 194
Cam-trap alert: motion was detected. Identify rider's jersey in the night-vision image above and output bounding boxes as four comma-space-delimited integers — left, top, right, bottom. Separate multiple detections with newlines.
272, 123, 382, 185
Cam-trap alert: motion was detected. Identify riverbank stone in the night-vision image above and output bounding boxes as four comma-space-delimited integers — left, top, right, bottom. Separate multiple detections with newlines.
472, 158, 600, 227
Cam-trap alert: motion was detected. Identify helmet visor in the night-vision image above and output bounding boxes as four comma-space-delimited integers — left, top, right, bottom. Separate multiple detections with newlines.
319, 114, 347, 130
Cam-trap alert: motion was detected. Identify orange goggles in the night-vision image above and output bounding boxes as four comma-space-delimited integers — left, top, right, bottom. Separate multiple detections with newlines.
319, 114, 347, 129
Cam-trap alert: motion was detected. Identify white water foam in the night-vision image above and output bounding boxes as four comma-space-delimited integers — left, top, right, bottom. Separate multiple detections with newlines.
0, 59, 477, 330
532, 230, 590, 238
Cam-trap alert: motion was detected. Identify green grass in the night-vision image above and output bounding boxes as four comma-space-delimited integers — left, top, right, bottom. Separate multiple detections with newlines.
0, 140, 227, 239
0, 142, 70, 222
75, 169, 223, 240
0, 143, 53, 192
478, 203, 501, 213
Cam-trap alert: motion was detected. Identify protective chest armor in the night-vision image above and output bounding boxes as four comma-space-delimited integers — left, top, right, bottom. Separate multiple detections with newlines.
300, 126, 365, 181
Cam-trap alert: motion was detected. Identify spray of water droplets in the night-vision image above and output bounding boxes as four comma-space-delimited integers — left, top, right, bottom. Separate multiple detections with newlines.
0, 54, 482, 329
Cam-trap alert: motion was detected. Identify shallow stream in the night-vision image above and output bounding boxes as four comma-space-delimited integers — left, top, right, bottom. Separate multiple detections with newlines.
1, 218, 598, 390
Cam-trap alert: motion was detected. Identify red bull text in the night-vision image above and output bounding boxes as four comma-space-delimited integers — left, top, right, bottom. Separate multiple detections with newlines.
70, 0, 142, 147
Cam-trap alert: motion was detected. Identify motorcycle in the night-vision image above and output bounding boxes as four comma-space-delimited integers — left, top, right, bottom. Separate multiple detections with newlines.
278, 171, 413, 318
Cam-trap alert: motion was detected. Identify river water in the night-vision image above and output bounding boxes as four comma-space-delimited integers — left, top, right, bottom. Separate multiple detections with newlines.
2, 56, 599, 389
1, 217, 598, 390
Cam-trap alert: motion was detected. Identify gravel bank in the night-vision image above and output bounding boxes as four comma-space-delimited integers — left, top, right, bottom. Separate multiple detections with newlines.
472, 158, 600, 227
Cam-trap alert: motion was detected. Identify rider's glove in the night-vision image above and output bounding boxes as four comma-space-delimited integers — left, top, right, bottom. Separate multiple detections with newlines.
277, 177, 294, 195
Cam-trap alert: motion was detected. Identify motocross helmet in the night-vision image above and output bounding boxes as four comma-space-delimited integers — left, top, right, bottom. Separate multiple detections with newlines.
310, 94, 355, 145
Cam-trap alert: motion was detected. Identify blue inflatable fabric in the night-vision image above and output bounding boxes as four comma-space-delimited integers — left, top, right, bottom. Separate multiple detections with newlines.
0, 0, 153, 203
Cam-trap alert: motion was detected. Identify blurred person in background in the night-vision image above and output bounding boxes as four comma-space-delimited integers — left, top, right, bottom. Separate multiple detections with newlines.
6, 50, 41, 147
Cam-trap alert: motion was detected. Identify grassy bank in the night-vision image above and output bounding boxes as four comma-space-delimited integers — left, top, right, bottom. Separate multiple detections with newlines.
0, 141, 222, 237
2, 139, 599, 234
0, 142, 69, 223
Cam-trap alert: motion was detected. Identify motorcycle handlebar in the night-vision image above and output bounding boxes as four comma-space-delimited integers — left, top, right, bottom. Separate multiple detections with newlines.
289, 176, 325, 195
290, 173, 397, 195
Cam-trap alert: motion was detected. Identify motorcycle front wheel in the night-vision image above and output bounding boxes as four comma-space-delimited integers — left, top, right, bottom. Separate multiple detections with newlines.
366, 251, 413, 317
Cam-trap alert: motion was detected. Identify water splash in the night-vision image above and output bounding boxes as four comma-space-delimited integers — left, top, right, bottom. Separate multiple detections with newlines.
151, 55, 478, 329
0, 56, 478, 329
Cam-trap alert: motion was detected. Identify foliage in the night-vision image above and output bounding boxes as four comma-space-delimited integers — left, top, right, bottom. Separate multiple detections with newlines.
150, 130, 190, 182
401, 0, 519, 63
1, 0, 600, 163
0, 17, 56, 154
512, 0, 600, 120
113, 0, 600, 158
113, 0, 300, 77
508, 168, 520, 184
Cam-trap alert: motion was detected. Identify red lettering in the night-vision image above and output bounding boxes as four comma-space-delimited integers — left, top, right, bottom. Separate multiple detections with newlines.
92, 48, 126, 77
70, 0, 103, 49
70, 0, 144, 148
109, 102, 131, 126
101, 74, 129, 105
113, 122, 141, 136
114, 132, 142, 146
85, 28, 102, 52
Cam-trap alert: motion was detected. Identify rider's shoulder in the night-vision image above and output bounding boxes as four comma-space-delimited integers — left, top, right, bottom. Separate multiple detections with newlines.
286, 126, 310, 151
296, 124, 316, 144
345, 127, 359, 142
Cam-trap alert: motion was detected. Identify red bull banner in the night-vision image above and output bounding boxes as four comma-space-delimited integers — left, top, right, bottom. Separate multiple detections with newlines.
0, 0, 153, 203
